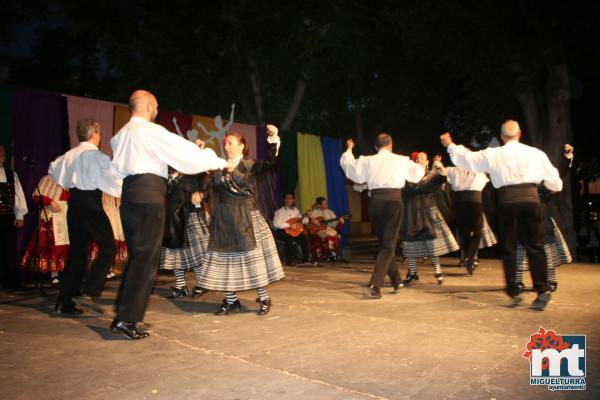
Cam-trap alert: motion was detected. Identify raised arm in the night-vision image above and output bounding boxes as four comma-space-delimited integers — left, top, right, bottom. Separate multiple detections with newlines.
339, 139, 367, 184
252, 124, 281, 175
150, 126, 228, 174
441, 132, 491, 173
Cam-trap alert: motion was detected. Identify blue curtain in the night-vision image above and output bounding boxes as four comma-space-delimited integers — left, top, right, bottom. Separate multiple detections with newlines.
320, 137, 350, 248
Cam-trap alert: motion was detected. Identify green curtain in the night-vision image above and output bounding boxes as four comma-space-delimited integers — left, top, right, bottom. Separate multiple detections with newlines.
297, 132, 328, 213
277, 129, 298, 201
0, 88, 14, 167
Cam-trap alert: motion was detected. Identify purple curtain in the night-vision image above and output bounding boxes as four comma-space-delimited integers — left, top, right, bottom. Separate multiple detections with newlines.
255, 125, 281, 222
13, 88, 67, 265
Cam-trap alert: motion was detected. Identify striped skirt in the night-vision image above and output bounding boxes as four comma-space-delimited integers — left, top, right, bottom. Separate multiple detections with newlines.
479, 214, 498, 249
403, 206, 460, 258
160, 211, 209, 271
517, 217, 572, 270
198, 210, 284, 292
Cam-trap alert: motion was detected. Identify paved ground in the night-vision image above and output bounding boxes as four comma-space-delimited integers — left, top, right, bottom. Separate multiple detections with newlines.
1, 258, 599, 400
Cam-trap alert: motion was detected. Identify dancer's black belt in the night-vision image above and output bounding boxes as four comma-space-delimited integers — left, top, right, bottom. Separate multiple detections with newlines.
122, 174, 167, 204
453, 190, 482, 204
371, 188, 403, 200
69, 188, 103, 209
497, 183, 539, 205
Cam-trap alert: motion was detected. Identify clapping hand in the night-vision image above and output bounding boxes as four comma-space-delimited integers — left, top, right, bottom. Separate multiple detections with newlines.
564, 144, 574, 155
225, 161, 236, 173
266, 124, 278, 137
191, 192, 203, 204
346, 138, 355, 150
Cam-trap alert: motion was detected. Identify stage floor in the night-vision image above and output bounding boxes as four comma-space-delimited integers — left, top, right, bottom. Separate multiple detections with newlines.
1, 258, 599, 400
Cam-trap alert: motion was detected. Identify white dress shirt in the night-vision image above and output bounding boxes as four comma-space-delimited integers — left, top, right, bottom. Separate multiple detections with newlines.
442, 166, 489, 191
0, 167, 28, 219
447, 141, 562, 192
340, 148, 425, 189
111, 116, 228, 179
273, 206, 304, 229
49, 141, 122, 197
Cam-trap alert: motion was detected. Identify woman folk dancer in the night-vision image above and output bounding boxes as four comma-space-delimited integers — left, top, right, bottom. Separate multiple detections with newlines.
401, 154, 459, 285
160, 170, 210, 299
20, 174, 69, 285
198, 125, 284, 316
438, 163, 497, 275
516, 144, 574, 292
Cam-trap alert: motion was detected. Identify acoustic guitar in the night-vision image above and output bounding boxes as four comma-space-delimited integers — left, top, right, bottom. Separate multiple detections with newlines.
284, 217, 305, 238
308, 214, 351, 236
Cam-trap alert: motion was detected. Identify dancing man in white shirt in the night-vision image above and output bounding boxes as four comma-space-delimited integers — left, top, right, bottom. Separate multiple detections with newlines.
340, 133, 425, 299
50, 118, 121, 315
110, 90, 229, 339
441, 120, 562, 310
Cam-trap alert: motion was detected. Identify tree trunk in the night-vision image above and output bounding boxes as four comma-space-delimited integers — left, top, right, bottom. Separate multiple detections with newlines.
512, 63, 576, 257
248, 55, 264, 125
280, 69, 309, 131
510, 63, 543, 147
354, 98, 367, 151
545, 64, 576, 257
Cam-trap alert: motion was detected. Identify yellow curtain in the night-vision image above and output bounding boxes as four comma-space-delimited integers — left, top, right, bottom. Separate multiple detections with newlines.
297, 132, 327, 213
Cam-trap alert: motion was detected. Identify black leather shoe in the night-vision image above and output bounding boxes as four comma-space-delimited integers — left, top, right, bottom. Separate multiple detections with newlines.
256, 298, 272, 316
366, 285, 382, 299
403, 273, 419, 286
54, 304, 85, 316
73, 294, 104, 315
166, 287, 189, 299
131, 324, 150, 338
531, 291, 552, 311
391, 280, 403, 293
192, 286, 208, 297
508, 295, 522, 308
465, 259, 474, 275
549, 282, 558, 292
214, 299, 242, 315
110, 319, 148, 340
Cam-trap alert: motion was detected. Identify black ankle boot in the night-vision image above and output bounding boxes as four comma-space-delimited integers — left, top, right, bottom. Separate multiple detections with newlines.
166, 287, 189, 299
403, 273, 419, 285
214, 299, 242, 315
192, 286, 208, 297
256, 298, 272, 316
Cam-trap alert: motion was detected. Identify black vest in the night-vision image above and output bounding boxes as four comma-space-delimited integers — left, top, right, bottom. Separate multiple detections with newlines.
0, 167, 16, 214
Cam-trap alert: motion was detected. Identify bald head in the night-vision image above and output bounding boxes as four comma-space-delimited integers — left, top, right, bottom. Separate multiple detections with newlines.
375, 133, 393, 151
500, 120, 521, 143
129, 90, 159, 121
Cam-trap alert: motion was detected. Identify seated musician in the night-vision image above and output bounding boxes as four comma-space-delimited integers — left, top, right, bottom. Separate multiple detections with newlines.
307, 197, 345, 262
272, 193, 309, 265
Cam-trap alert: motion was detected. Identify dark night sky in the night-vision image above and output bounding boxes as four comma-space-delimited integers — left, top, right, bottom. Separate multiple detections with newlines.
1, 2, 599, 163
